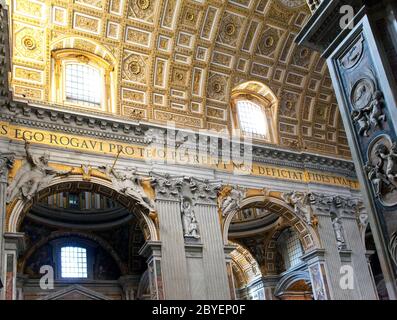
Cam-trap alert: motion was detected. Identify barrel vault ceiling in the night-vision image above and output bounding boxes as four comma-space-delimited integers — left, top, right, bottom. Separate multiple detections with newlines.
7, 0, 351, 158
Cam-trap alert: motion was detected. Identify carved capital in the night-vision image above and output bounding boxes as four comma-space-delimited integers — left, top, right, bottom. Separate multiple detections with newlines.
188, 177, 222, 205
149, 172, 183, 201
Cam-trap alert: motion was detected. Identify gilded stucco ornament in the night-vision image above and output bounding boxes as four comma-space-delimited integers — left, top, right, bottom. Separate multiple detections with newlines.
22, 36, 36, 50
7, 0, 352, 158
278, 0, 306, 8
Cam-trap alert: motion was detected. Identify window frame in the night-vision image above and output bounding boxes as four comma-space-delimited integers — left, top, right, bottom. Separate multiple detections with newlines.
51, 238, 95, 281
235, 99, 269, 139
60, 246, 88, 279
230, 91, 278, 143
51, 49, 114, 112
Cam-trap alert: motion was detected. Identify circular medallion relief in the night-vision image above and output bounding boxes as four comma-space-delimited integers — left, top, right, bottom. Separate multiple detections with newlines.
351, 78, 375, 110
22, 36, 36, 50
366, 135, 397, 207
225, 23, 236, 36
136, 0, 150, 10
340, 39, 364, 69
129, 61, 141, 75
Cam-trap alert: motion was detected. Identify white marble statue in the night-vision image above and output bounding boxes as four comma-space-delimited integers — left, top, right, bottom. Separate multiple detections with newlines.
220, 187, 245, 217
282, 191, 312, 225
100, 165, 155, 213
180, 196, 200, 239
6, 140, 71, 203
332, 217, 346, 250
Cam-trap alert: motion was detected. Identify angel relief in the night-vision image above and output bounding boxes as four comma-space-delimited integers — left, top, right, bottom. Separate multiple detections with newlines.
6, 140, 72, 203
99, 164, 156, 213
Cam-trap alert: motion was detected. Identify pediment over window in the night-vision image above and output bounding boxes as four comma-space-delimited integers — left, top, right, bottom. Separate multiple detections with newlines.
40, 284, 111, 300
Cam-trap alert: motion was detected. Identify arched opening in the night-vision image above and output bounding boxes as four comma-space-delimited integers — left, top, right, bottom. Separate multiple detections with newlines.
6, 177, 157, 300
49, 37, 117, 113
230, 81, 278, 144
224, 195, 318, 300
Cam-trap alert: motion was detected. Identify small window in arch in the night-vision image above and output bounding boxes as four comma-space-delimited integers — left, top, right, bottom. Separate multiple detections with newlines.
231, 81, 278, 143
51, 50, 114, 113
65, 63, 102, 107
236, 100, 268, 139
60, 246, 88, 278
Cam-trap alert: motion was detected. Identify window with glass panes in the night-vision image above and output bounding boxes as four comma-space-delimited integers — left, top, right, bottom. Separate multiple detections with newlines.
236, 100, 268, 138
65, 63, 102, 107
278, 229, 304, 270
60, 246, 88, 278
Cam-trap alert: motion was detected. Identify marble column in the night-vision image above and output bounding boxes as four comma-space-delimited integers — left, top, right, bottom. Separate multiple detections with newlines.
150, 175, 191, 299
150, 173, 231, 299
0, 153, 13, 299
297, 0, 397, 298
194, 201, 230, 299
308, 194, 378, 299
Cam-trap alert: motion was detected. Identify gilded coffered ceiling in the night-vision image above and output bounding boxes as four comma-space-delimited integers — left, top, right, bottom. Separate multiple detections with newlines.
6, 0, 351, 158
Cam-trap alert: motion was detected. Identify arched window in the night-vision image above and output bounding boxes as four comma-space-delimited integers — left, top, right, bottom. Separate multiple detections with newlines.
277, 228, 304, 270
231, 81, 278, 143
60, 246, 88, 278
51, 49, 114, 112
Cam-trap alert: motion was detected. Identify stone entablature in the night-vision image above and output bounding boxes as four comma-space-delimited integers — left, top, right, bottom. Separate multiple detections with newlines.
0, 102, 356, 180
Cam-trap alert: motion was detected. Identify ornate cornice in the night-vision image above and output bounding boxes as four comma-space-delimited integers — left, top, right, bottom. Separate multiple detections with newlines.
0, 102, 357, 178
